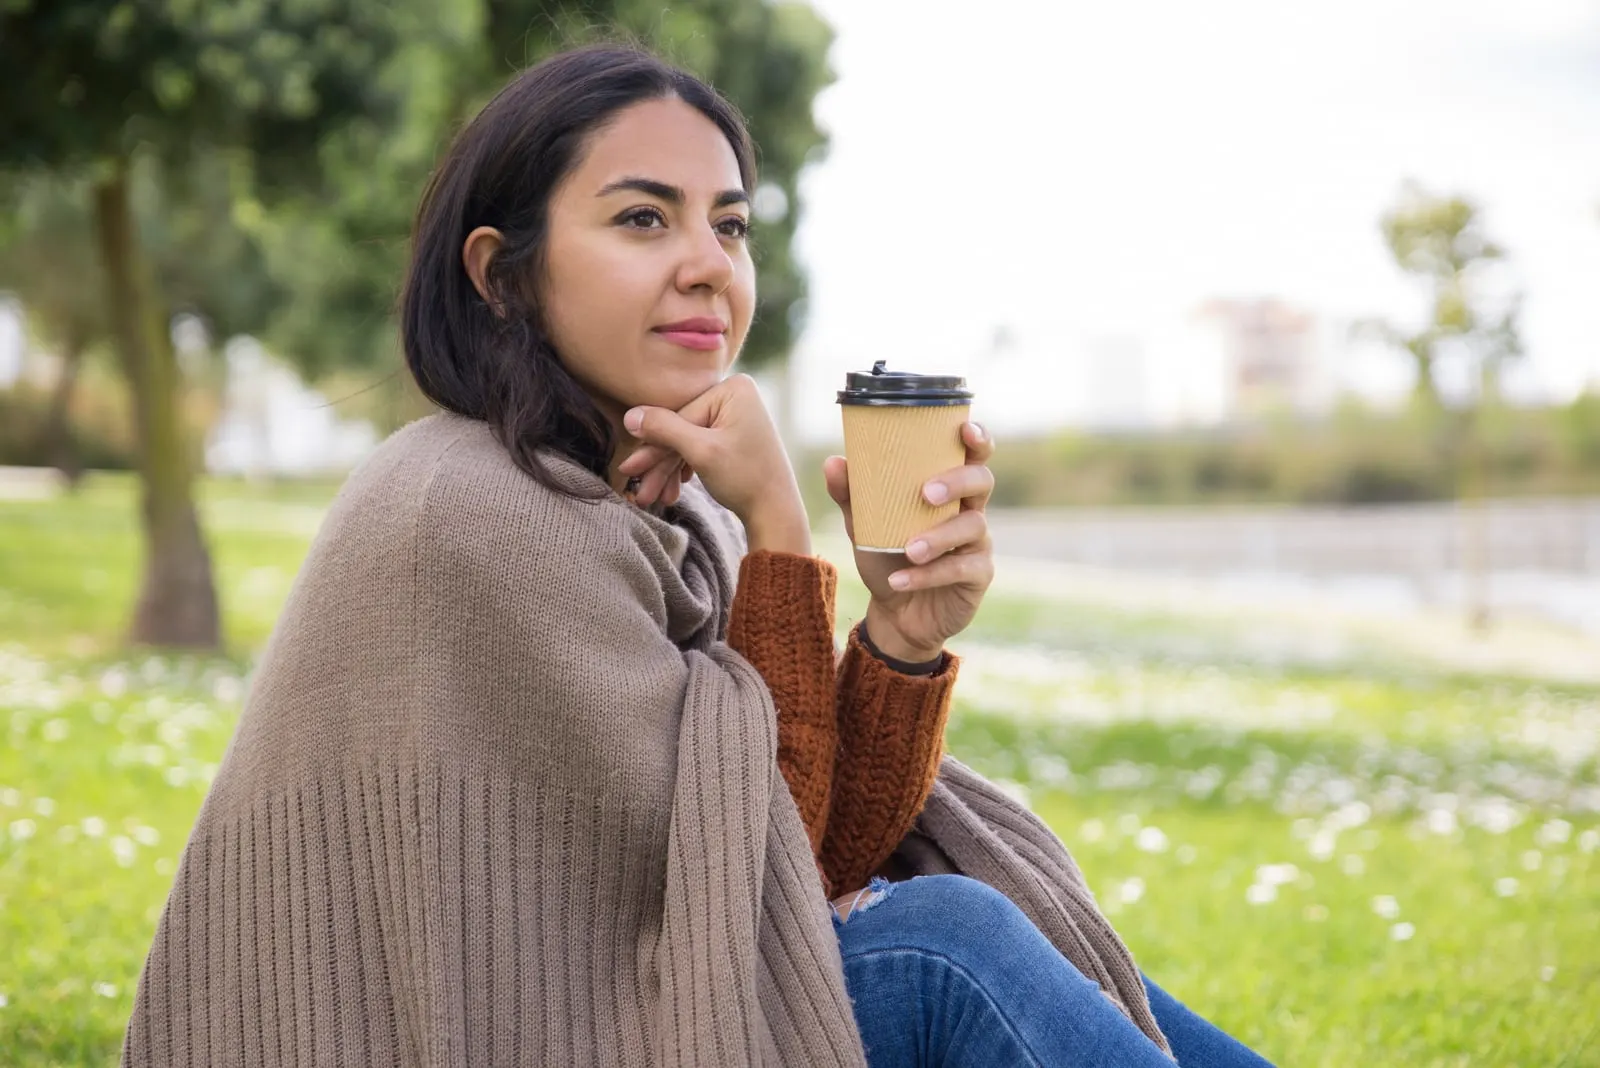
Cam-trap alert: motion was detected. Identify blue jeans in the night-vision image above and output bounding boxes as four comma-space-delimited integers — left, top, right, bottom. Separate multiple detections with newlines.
832, 874, 1276, 1067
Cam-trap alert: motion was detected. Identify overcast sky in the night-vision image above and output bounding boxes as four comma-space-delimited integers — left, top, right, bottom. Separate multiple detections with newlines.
784, 0, 1600, 441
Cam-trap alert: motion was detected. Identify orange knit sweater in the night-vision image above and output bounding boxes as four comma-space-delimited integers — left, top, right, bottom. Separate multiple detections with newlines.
726, 550, 958, 898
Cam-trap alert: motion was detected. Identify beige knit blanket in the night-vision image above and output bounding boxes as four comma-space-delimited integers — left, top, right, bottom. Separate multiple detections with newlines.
122, 412, 1170, 1065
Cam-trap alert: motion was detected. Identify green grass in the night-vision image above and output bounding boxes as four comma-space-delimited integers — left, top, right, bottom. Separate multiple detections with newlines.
2, 473, 1598, 1066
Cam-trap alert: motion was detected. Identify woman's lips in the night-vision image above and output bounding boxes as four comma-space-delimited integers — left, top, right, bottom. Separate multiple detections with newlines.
653, 329, 725, 351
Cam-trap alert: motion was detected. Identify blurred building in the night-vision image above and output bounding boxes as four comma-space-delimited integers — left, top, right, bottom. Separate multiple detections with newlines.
1191, 297, 1332, 421
206, 337, 376, 478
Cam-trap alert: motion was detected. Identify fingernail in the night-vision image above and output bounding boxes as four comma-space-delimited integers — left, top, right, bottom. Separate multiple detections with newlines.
971, 422, 986, 442
624, 408, 643, 434
924, 482, 948, 504
889, 572, 911, 590
907, 539, 928, 561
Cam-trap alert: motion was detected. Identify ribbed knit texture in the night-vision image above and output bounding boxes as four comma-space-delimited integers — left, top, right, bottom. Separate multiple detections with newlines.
726, 553, 960, 900
825, 621, 955, 895
726, 552, 839, 861
122, 411, 1171, 1065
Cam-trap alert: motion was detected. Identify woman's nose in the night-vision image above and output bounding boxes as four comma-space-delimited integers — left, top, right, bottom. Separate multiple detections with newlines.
673, 223, 735, 294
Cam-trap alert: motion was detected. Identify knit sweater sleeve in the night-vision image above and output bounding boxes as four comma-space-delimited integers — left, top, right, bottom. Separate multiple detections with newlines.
725, 550, 840, 890
821, 622, 959, 896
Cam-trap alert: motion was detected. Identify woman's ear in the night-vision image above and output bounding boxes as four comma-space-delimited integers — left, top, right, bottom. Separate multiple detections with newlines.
462, 226, 506, 311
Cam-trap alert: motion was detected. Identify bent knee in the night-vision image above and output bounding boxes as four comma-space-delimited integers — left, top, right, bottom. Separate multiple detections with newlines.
889, 874, 1031, 936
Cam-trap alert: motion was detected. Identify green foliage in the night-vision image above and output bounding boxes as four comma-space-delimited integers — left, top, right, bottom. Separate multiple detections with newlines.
1360, 181, 1524, 408
0, 0, 412, 172
261, 0, 835, 377
2, 478, 1596, 1065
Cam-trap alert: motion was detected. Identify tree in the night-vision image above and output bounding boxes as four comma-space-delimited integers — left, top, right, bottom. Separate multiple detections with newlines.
0, 0, 426, 647
1358, 181, 1524, 409
1359, 181, 1525, 630
0, 0, 834, 649
267, 1, 834, 381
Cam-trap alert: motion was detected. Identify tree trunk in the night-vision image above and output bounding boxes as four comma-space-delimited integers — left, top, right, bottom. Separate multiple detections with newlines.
92, 159, 222, 650
39, 332, 85, 489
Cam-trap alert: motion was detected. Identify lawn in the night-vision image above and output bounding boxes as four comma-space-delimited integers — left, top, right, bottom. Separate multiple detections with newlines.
2, 473, 1597, 1066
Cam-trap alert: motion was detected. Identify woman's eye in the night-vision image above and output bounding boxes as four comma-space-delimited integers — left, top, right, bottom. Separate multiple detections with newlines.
619, 207, 667, 230
716, 216, 751, 240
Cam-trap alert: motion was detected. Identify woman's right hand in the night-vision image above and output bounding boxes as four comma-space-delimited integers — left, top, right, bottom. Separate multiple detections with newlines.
618, 374, 807, 535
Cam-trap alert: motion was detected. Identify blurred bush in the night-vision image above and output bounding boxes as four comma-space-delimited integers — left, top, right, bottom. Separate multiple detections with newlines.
798, 393, 1600, 515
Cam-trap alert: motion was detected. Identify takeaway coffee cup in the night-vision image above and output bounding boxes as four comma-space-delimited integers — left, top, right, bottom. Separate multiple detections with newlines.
836, 360, 975, 552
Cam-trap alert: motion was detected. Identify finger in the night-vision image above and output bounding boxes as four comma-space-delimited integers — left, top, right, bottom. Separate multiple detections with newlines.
638, 457, 682, 506
962, 420, 994, 464
822, 456, 850, 505
888, 546, 995, 593
821, 456, 855, 540
624, 405, 712, 467
922, 464, 995, 511
903, 510, 989, 564
618, 443, 676, 477
662, 477, 682, 507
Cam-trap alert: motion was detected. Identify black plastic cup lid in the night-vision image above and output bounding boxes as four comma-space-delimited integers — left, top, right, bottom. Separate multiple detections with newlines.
837, 360, 974, 407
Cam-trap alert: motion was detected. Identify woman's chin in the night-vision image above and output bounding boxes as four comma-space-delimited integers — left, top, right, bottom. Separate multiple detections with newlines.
641, 373, 726, 413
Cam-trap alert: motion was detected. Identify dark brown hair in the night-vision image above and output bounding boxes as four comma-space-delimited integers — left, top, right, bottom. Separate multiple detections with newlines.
400, 45, 756, 499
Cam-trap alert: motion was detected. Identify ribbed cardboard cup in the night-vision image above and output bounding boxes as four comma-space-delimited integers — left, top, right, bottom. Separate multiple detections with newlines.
837, 362, 974, 553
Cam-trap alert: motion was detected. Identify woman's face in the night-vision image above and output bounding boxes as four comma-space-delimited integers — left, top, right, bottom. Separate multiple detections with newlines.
539, 96, 755, 427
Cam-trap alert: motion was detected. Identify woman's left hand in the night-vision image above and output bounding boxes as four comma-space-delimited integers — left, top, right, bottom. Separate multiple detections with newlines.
822, 421, 996, 661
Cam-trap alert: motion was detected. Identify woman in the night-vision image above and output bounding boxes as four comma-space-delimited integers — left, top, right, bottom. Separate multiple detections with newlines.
122, 45, 1273, 1067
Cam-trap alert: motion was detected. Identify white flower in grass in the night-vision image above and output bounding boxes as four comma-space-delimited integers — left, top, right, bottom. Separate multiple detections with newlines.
1425, 808, 1458, 836
1175, 844, 1197, 864
1578, 829, 1599, 854
99, 668, 129, 699
55, 825, 78, 844
1118, 877, 1145, 905
1495, 877, 1520, 897
1117, 813, 1141, 836
1136, 827, 1168, 853
0, 787, 19, 808
212, 675, 244, 704
41, 719, 69, 743
0, 992, 7, 1007
1255, 863, 1299, 887
163, 766, 189, 788
1390, 922, 1415, 942
81, 816, 106, 838
1371, 895, 1400, 919
1079, 819, 1105, 843
1539, 965, 1556, 982
1341, 854, 1366, 876
1536, 819, 1571, 846
110, 836, 137, 867
92, 982, 118, 998
1521, 850, 1542, 872
1246, 883, 1277, 905
7, 818, 36, 841
32, 797, 54, 817
132, 825, 160, 847
1308, 830, 1337, 862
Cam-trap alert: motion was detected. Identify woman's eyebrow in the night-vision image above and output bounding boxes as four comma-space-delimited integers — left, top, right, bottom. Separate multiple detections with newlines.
596, 176, 749, 209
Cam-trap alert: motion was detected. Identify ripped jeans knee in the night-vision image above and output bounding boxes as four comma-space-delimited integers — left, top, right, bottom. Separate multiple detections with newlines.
830, 874, 897, 927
